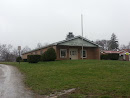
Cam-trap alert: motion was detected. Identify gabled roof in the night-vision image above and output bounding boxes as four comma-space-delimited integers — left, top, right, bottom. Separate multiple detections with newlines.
22, 36, 100, 55
54, 36, 99, 46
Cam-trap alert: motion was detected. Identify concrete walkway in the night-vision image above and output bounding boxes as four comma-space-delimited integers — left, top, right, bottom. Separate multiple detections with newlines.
0, 64, 33, 98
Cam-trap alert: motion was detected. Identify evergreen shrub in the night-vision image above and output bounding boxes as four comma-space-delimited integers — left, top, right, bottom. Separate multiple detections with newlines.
101, 53, 119, 60
41, 48, 56, 61
27, 55, 41, 63
23, 59, 27, 62
16, 57, 22, 62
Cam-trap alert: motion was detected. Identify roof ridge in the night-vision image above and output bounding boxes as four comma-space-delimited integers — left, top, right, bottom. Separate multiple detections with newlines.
22, 36, 100, 55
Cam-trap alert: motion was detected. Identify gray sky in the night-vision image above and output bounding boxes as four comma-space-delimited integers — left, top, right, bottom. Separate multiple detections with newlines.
0, 0, 130, 49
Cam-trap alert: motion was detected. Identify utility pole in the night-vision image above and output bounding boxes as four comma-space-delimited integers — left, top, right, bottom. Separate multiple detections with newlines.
81, 14, 84, 59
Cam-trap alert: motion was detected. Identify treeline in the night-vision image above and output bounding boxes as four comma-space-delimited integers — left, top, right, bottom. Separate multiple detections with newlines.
0, 33, 129, 62
95, 33, 130, 50
0, 42, 48, 62
0, 44, 31, 62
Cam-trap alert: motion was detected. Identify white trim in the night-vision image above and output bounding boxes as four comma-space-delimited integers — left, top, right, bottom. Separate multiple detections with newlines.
60, 49, 67, 58
123, 54, 125, 60
69, 49, 78, 60
80, 50, 87, 58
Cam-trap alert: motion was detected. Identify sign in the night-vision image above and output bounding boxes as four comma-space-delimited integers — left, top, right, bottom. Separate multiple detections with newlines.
126, 52, 129, 55
18, 46, 21, 50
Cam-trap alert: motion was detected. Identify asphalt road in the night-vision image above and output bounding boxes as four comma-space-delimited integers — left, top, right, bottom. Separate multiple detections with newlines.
0, 64, 33, 98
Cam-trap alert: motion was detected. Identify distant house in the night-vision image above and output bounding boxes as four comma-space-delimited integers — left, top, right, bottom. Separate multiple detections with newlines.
120, 49, 130, 61
101, 50, 120, 54
100, 50, 120, 60
22, 36, 100, 60
101, 49, 130, 61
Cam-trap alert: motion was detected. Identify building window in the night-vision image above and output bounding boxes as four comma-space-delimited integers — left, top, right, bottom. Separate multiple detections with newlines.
81, 50, 87, 58
60, 49, 67, 58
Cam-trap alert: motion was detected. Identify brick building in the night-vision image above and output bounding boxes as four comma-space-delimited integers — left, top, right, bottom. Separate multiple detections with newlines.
22, 36, 100, 60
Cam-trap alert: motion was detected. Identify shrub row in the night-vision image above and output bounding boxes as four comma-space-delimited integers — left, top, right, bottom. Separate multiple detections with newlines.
27, 48, 56, 63
27, 55, 41, 63
101, 53, 119, 60
16, 57, 28, 62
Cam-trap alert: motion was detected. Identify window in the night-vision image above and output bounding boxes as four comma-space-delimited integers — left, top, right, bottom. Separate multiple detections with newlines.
81, 50, 87, 58
60, 49, 67, 58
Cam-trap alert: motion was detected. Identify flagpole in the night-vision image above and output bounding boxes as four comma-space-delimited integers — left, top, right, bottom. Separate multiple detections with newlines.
81, 14, 84, 60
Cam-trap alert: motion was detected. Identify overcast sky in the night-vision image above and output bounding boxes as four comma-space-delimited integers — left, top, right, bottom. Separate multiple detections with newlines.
0, 0, 130, 49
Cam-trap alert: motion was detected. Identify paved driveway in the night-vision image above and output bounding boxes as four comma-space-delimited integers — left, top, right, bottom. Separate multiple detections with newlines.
0, 64, 33, 98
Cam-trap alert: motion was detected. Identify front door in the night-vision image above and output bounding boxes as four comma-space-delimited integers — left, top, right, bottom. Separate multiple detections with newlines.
69, 49, 78, 60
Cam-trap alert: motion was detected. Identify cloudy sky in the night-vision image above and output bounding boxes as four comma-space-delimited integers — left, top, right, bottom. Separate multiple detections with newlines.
0, 0, 130, 49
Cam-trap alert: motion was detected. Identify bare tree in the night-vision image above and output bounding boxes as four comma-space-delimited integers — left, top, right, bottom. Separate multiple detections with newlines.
36, 43, 43, 48
43, 42, 49, 46
95, 40, 110, 50
127, 42, 130, 49
35, 42, 49, 49
120, 42, 130, 49
21, 46, 31, 54
12, 48, 19, 57
120, 44, 127, 49
0, 44, 16, 61
0, 44, 32, 62
96, 33, 119, 51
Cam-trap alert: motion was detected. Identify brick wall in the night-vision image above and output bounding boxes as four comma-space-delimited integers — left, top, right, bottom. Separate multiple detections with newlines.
22, 46, 56, 59
22, 45, 100, 60
56, 46, 100, 60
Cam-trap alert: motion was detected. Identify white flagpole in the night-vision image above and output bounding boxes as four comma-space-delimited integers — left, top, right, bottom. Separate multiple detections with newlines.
81, 14, 84, 60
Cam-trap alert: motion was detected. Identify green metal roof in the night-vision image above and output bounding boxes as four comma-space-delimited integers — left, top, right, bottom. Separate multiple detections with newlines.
22, 36, 100, 55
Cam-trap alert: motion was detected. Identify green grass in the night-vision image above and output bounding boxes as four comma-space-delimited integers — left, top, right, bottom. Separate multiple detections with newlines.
1, 60, 130, 97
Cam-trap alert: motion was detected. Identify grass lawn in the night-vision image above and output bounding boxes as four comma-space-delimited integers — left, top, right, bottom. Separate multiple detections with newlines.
1, 60, 130, 97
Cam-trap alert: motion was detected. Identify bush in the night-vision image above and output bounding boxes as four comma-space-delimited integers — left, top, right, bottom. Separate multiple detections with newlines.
101, 54, 108, 60
23, 59, 27, 62
16, 57, 22, 62
27, 55, 41, 63
41, 48, 56, 61
101, 53, 119, 60
108, 53, 119, 60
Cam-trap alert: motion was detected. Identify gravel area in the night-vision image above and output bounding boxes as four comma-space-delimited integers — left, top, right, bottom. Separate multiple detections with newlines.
0, 64, 33, 98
